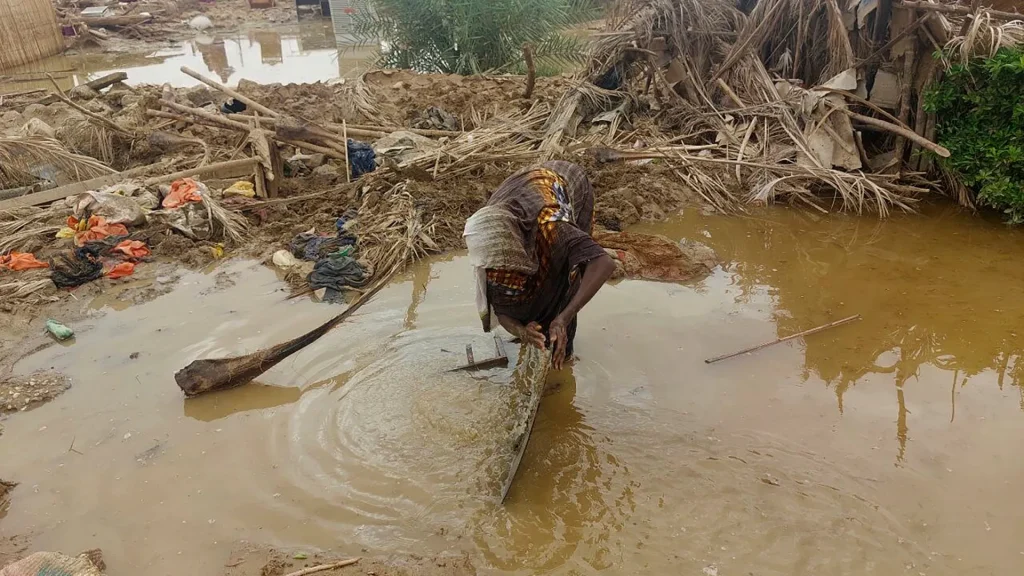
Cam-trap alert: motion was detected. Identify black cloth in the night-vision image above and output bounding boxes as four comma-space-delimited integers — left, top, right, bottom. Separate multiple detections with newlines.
50, 247, 103, 288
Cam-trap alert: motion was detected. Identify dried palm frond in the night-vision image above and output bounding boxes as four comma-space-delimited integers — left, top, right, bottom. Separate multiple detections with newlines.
0, 225, 62, 255
947, 13, 1024, 63
201, 192, 247, 245
0, 136, 115, 189
0, 278, 53, 301
352, 181, 437, 279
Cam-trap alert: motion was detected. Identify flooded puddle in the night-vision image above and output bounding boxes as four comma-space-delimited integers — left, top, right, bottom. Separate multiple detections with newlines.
2, 206, 1024, 575
0, 21, 376, 95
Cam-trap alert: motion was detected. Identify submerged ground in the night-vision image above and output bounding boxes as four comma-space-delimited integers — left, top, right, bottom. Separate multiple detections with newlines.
2, 204, 1023, 575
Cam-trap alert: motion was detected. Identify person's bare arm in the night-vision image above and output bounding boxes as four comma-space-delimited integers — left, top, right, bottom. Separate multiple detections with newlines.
549, 254, 615, 369
496, 314, 545, 349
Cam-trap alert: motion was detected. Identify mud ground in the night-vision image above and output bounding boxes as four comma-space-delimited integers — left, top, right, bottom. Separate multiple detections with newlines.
225, 545, 475, 576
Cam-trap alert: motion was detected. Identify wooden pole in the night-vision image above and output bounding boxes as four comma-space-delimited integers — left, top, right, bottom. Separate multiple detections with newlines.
142, 157, 258, 186
522, 43, 536, 99
896, 1, 1023, 21
159, 99, 251, 131
281, 559, 360, 576
704, 314, 862, 364
180, 66, 281, 118
825, 102, 950, 157
342, 120, 351, 183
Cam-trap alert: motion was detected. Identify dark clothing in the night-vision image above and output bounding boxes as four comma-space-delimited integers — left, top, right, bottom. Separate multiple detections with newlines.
484, 161, 605, 352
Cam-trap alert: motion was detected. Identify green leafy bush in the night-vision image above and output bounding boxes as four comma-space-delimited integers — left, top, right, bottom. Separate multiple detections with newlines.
924, 48, 1024, 223
354, 0, 596, 75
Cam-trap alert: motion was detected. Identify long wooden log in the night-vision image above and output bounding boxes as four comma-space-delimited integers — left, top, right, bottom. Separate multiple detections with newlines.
705, 315, 862, 364
896, 1, 1023, 20
0, 164, 153, 210
81, 15, 152, 27
180, 66, 280, 118
141, 157, 258, 186
159, 98, 251, 131
84, 71, 128, 91
824, 101, 950, 157
175, 261, 404, 396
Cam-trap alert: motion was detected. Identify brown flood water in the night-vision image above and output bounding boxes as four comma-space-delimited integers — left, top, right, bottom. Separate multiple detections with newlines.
2, 205, 1024, 575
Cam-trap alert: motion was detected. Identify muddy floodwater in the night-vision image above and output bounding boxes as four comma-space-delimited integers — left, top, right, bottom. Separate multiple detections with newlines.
2, 205, 1024, 575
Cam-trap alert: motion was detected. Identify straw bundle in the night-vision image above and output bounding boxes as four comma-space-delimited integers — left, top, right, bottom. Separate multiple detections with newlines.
0, 0, 65, 71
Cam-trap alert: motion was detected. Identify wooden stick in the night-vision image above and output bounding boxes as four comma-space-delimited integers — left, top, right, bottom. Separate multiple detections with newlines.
825, 102, 950, 157
856, 12, 930, 69
522, 43, 536, 99
281, 559, 360, 576
716, 77, 745, 108
46, 74, 133, 137
180, 66, 280, 118
227, 115, 386, 139
277, 138, 346, 160
342, 120, 351, 183
80, 14, 152, 27
159, 99, 251, 132
142, 157, 258, 186
705, 315, 861, 364
896, 0, 1023, 21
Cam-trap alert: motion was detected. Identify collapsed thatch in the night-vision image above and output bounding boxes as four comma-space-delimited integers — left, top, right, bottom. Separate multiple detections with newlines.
538, 0, 1024, 214
0, 137, 116, 189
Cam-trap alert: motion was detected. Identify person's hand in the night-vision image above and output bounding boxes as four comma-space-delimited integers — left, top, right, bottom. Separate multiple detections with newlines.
548, 315, 568, 370
519, 322, 546, 350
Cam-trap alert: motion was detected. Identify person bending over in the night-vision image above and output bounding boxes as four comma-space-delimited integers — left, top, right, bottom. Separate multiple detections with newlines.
463, 161, 615, 369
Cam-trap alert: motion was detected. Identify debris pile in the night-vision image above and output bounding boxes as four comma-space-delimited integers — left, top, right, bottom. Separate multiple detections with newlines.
4, 0, 1021, 311
539, 0, 1024, 214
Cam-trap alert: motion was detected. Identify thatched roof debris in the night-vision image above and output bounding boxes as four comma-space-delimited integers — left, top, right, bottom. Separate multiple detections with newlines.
541, 0, 1024, 213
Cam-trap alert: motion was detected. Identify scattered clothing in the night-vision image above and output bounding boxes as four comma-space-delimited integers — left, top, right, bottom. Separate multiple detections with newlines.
69, 215, 129, 248
289, 232, 354, 261
162, 178, 204, 209
50, 247, 104, 288
0, 252, 48, 271
347, 139, 376, 178
105, 261, 136, 279
113, 240, 151, 259
308, 252, 370, 292
45, 319, 74, 341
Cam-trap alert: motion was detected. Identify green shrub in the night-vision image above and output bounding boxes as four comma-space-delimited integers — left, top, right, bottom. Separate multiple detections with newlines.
924, 48, 1024, 223
354, 0, 596, 76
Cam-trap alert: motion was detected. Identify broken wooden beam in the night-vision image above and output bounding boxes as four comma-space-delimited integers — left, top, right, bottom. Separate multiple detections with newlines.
448, 335, 510, 372
84, 71, 128, 91
81, 14, 153, 28
896, 1, 1023, 21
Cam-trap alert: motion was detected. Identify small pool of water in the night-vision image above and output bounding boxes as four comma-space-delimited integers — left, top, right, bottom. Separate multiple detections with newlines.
0, 21, 376, 95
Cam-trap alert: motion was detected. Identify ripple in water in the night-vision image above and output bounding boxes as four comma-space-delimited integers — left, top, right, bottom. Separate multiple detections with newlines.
264, 326, 546, 551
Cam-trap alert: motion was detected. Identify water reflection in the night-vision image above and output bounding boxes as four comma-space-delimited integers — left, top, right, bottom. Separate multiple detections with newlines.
638, 204, 1024, 460
0, 21, 376, 94
475, 365, 633, 572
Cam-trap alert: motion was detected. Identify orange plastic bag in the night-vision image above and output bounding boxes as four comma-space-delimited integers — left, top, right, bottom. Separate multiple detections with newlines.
162, 178, 203, 209
113, 240, 151, 259
70, 215, 129, 247
105, 261, 135, 279
0, 252, 49, 271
